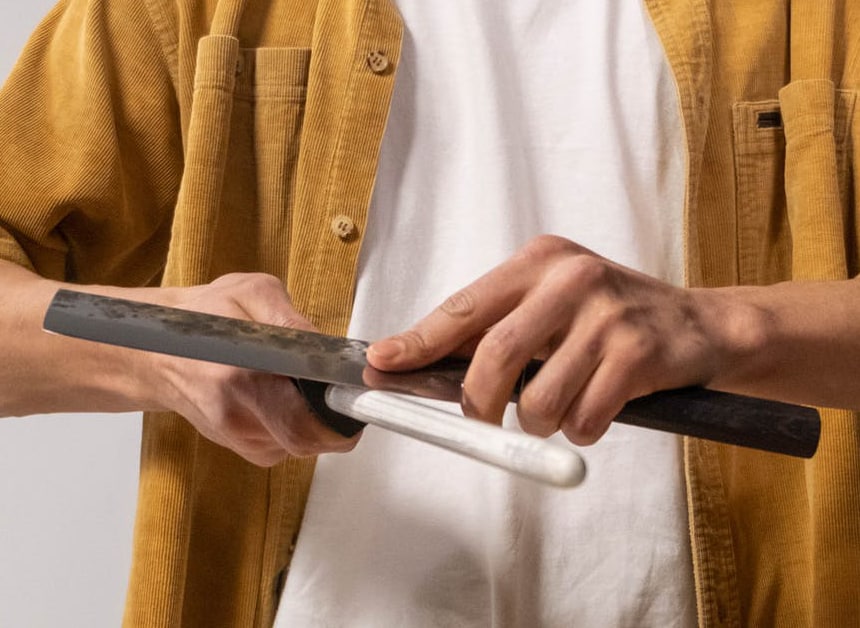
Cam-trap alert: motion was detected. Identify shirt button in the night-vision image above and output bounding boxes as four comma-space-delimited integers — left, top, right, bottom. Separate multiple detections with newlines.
366, 50, 390, 74
331, 215, 356, 240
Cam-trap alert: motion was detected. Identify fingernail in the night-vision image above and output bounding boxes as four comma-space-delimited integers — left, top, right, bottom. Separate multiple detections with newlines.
368, 337, 405, 361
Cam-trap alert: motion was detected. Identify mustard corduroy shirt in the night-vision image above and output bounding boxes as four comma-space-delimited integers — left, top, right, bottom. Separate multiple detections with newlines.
0, 0, 858, 626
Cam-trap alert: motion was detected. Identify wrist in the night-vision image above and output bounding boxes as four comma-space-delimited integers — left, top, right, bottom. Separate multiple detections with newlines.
690, 286, 776, 392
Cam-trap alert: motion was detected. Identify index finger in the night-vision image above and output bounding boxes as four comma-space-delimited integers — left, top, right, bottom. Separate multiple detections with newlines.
366, 262, 530, 372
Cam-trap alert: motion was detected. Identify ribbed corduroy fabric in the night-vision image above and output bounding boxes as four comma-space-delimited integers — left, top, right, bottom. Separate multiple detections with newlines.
0, 0, 858, 625
648, 2, 860, 625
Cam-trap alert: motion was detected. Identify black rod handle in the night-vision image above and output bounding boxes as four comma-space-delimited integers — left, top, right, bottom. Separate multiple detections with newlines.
293, 378, 366, 437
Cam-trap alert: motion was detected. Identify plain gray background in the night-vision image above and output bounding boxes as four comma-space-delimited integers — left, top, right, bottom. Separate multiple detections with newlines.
0, 2, 142, 626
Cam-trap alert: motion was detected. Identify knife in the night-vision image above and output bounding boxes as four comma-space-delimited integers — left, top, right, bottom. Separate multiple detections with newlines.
42, 290, 820, 480
43, 290, 587, 487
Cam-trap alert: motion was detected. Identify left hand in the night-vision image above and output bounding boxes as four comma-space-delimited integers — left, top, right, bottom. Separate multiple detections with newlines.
367, 235, 755, 445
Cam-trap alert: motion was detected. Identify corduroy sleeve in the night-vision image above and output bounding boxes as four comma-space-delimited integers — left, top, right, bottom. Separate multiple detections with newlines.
0, 0, 183, 286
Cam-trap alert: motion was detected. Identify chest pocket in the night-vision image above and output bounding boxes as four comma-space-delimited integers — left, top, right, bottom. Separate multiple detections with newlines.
732, 83, 857, 285
213, 47, 311, 280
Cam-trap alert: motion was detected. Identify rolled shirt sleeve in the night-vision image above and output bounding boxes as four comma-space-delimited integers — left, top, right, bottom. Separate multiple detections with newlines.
0, 0, 183, 285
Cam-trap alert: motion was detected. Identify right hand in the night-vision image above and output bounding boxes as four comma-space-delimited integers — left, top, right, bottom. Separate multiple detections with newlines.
143, 273, 361, 466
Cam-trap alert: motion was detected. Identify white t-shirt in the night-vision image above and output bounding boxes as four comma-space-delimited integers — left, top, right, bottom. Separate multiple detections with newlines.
276, 1, 695, 626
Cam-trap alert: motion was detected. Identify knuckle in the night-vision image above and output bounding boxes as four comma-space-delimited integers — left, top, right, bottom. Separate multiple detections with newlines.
525, 234, 573, 257
514, 235, 567, 267
268, 309, 310, 330
460, 387, 504, 423
244, 272, 286, 295
562, 254, 611, 289
285, 443, 317, 458
330, 434, 361, 453
561, 414, 605, 446
625, 330, 659, 363
560, 397, 617, 445
518, 412, 561, 438
210, 273, 242, 288
519, 385, 566, 427
612, 328, 663, 378
440, 289, 477, 318
245, 449, 286, 468
479, 325, 523, 365
397, 329, 436, 361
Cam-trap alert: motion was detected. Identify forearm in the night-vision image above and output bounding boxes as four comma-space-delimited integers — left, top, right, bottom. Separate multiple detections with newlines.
0, 260, 180, 417
700, 277, 860, 410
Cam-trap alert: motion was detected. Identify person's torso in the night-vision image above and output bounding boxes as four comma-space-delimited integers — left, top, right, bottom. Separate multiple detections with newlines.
276, 2, 694, 625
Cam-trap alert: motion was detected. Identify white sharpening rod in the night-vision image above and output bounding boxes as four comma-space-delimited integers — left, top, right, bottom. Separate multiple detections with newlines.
325, 385, 587, 488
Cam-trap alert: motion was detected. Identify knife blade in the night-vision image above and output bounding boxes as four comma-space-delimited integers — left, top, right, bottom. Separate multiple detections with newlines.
42, 289, 820, 464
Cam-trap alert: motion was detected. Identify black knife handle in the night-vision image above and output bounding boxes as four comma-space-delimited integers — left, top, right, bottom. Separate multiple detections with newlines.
616, 387, 820, 458
297, 373, 820, 457
516, 360, 821, 457
293, 378, 366, 437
